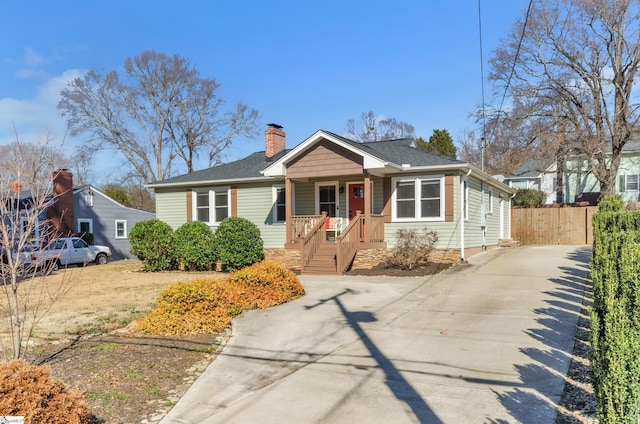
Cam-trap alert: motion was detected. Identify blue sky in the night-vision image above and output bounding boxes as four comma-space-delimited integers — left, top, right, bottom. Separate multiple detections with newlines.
0, 1, 529, 182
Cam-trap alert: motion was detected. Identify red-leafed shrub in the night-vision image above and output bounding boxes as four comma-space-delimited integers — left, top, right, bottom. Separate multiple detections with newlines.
0, 360, 94, 424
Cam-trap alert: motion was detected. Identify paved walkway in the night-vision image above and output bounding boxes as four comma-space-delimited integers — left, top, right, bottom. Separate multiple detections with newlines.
162, 245, 591, 423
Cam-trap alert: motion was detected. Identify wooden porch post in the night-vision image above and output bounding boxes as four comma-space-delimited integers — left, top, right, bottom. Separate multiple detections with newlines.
285, 177, 292, 245
364, 172, 371, 244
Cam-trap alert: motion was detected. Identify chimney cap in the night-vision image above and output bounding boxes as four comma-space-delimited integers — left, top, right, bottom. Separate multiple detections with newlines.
267, 123, 283, 129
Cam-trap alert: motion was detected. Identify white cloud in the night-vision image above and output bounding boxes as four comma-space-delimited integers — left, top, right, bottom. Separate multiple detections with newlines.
0, 69, 85, 145
23, 47, 49, 68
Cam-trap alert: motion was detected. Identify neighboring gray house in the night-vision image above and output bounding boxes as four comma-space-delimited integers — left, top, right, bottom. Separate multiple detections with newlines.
502, 159, 557, 204
74, 185, 155, 260
148, 125, 514, 274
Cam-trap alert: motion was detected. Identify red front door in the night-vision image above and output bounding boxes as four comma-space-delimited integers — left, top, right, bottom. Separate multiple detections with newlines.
348, 183, 365, 219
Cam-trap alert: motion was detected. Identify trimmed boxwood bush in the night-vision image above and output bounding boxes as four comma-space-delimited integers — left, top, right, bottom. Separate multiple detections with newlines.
590, 199, 640, 422
173, 221, 217, 271
214, 217, 264, 271
129, 219, 176, 271
0, 360, 93, 423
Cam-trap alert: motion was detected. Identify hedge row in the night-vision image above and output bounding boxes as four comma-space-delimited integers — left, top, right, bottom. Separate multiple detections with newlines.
135, 261, 305, 335
129, 217, 264, 272
590, 195, 640, 422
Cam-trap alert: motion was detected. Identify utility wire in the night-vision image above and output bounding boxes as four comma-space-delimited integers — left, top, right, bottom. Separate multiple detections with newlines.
479, 0, 534, 170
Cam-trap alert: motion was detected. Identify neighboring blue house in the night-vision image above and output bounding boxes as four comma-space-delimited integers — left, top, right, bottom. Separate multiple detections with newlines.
563, 139, 640, 203
74, 185, 155, 260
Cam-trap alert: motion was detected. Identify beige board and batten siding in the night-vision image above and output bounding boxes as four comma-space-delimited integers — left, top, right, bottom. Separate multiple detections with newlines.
155, 188, 188, 230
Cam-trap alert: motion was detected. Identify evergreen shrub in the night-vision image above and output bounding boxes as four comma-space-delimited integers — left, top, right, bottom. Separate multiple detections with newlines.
590, 203, 640, 422
173, 221, 217, 271
215, 217, 264, 271
129, 219, 176, 271
512, 188, 546, 207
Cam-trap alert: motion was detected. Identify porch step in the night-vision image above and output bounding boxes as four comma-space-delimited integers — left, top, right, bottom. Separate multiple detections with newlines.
302, 243, 338, 275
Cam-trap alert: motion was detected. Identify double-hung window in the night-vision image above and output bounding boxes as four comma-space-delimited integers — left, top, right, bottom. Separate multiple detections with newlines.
272, 186, 286, 223
392, 176, 444, 221
115, 220, 127, 239
625, 174, 639, 192
193, 187, 230, 225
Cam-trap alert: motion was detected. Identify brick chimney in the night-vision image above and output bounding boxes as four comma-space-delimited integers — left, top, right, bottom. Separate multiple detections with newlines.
47, 169, 75, 237
10, 182, 23, 192
265, 123, 286, 160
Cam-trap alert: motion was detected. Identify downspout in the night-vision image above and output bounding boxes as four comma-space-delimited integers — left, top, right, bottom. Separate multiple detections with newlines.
461, 168, 472, 261
509, 190, 516, 239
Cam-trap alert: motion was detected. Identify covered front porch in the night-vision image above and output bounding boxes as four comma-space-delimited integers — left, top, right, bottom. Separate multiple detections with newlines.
280, 172, 387, 274
286, 211, 386, 275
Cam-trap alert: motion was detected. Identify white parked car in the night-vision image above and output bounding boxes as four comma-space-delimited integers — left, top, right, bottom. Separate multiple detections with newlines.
41, 237, 112, 270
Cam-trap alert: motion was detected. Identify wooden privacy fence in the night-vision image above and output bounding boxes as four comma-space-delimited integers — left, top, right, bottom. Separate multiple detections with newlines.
511, 205, 598, 245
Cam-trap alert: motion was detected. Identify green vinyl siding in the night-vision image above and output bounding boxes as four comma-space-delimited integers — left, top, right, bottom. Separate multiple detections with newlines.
155, 188, 188, 230
236, 182, 286, 248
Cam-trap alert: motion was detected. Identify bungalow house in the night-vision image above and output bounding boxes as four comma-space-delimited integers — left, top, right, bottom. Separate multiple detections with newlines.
148, 125, 515, 274
563, 139, 640, 203
502, 159, 557, 204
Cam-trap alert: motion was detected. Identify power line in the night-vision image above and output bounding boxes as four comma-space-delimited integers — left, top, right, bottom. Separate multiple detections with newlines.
478, 0, 534, 171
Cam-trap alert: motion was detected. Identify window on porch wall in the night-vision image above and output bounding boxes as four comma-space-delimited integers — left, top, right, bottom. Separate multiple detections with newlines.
318, 185, 336, 217
273, 186, 286, 223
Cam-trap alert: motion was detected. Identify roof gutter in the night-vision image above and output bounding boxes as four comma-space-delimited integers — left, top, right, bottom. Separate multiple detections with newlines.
146, 175, 279, 189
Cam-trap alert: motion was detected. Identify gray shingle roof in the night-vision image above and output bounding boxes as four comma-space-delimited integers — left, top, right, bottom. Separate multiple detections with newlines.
149, 149, 290, 185
506, 159, 553, 179
150, 131, 464, 186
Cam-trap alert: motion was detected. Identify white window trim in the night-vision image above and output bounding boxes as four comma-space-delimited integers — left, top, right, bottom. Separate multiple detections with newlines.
192, 187, 231, 225
487, 189, 493, 214
272, 185, 286, 224
391, 175, 445, 222
77, 218, 93, 234
315, 181, 339, 216
115, 219, 127, 239
624, 174, 639, 192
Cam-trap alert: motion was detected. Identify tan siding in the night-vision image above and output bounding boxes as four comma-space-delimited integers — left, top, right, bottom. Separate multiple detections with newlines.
155, 188, 188, 230
186, 191, 192, 222
445, 175, 454, 222
287, 140, 363, 178
382, 177, 391, 222
230, 186, 237, 217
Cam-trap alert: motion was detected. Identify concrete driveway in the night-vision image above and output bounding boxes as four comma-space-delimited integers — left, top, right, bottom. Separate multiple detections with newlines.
162, 245, 591, 424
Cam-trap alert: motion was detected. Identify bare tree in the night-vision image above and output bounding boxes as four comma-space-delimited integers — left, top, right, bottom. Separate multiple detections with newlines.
68, 149, 95, 186
489, 0, 640, 197
0, 140, 75, 359
345, 111, 416, 142
58, 50, 260, 183
0, 130, 69, 190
